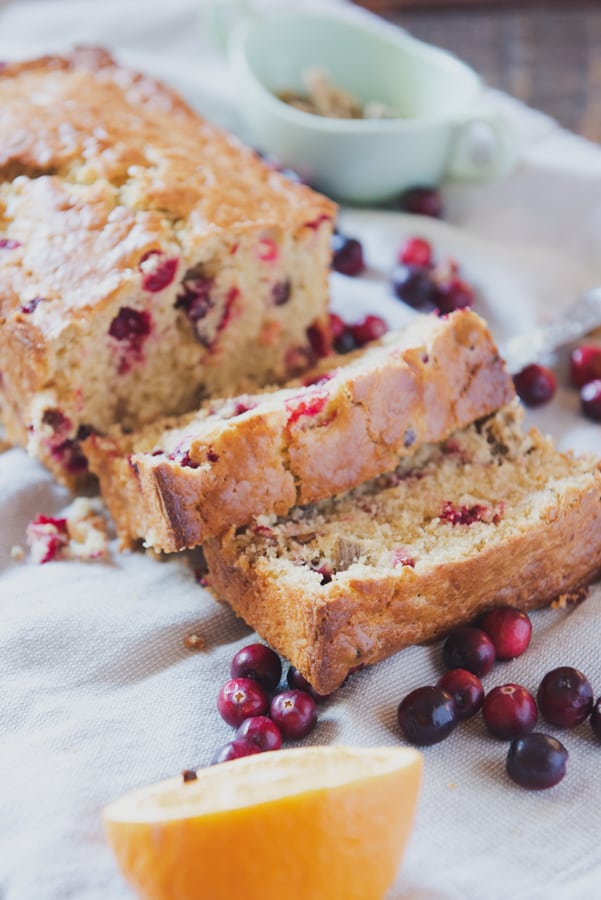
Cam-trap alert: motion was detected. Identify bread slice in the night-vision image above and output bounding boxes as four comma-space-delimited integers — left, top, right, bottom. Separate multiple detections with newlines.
84, 310, 514, 551
0, 48, 335, 486
203, 403, 601, 694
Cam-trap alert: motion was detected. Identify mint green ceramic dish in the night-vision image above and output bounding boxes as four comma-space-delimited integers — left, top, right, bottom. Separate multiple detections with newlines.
208, 2, 516, 203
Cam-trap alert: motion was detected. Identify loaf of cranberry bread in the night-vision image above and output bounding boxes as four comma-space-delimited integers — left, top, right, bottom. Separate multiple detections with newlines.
84, 310, 514, 551
0, 48, 335, 486
203, 402, 601, 694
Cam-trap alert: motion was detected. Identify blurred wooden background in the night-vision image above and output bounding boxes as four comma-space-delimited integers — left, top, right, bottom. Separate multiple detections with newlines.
356, 3, 601, 143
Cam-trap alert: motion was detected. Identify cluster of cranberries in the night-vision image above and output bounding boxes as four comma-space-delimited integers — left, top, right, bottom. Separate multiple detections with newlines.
570, 344, 601, 421
326, 181, 601, 425
392, 236, 474, 314
326, 311, 388, 355
396, 606, 600, 790
513, 344, 601, 417
212, 643, 325, 763
331, 186, 475, 319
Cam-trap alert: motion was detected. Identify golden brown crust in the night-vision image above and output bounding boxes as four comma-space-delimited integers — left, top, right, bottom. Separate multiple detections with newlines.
86, 311, 515, 551
0, 47, 334, 325
204, 467, 601, 694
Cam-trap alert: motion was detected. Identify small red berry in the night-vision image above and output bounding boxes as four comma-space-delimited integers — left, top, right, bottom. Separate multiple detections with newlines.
434, 278, 474, 314
479, 607, 532, 660
399, 236, 432, 267
506, 733, 568, 790
236, 716, 282, 752
270, 690, 317, 740
331, 233, 365, 276
482, 684, 538, 740
397, 686, 457, 746
570, 345, 601, 388
328, 312, 347, 341
392, 264, 437, 309
513, 364, 556, 407
442, 627, 496, 678
217, 678, 269, 727
537, 666, 593, 728
437, 669, 484, 720
580, 379, 601, 421
230, 643, 282, 691
211, 738, 261, 764
399, 186, 443, 218
287, 666, 332, 702
350, 315, 388, 346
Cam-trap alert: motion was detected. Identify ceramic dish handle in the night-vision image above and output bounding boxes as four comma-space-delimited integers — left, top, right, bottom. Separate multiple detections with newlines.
447, 109, 517, 182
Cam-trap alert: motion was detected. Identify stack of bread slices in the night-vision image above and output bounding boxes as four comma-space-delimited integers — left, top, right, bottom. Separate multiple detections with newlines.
3, 50, 601, 694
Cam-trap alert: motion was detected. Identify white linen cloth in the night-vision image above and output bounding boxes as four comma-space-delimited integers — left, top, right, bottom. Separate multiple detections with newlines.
1, 2, 601, 898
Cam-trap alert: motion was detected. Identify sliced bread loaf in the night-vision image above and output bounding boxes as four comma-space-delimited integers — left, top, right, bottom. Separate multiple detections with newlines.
84, 310, 514, 551
203, 402, 601, 694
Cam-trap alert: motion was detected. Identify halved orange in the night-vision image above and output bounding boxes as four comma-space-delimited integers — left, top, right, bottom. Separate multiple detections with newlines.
103, 744, 422, 900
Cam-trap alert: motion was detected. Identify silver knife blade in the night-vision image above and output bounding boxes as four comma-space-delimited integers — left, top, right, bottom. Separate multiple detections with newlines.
500, 287, 601, 374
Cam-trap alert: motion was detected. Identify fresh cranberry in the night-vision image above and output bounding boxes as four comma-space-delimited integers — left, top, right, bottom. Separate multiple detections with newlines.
270, 690, 317, 740
399, 186, 443, 218
334, 329, 358, 354
230, 643, 282, 691
391, 264, 436, 309
436, 669, 483, 720
217, 678, 269, 727
537, 666, 593, 728
482, 684, 538, 740
434, 278, 474, 314
175, 276, 213, 323
331, 233, 365, 276
399, 237, 432, 267
327, 313, 357, 353
397, 686, 457, 746
272, 279, 291, 306
108, 307, 151, 344
442, 627, 496, 677
236, 716, 282, 752
580, 379, 601, 421
328, 313, 347, 342
287, 666, 332, 702
479, 607, 532, 660
591, 697, 601, 741
350, 315, 388, 346
211, 738, 262, 764
506, 733, 568, 790
139, 251, 178, 292
513, 364, 556, 407
570, 345, 601, 387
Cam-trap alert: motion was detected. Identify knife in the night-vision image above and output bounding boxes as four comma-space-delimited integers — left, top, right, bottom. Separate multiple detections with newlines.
500, 287, 601, 374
